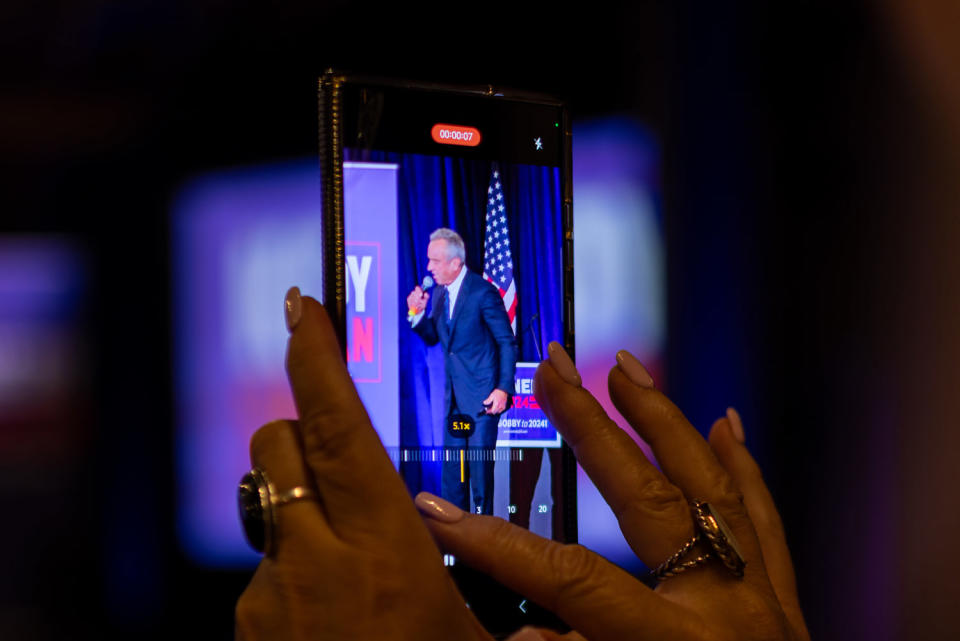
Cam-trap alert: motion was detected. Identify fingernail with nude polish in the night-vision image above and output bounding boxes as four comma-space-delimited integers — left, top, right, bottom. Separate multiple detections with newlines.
616, 349, 655, 388
547, 341, 581, 387
414, 492, 465, 523
726, 406, 745, 443
505, 627, 546, 641
284, 286, 302, 332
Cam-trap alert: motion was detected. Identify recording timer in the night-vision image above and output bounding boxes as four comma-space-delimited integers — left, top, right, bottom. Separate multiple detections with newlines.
431, 123, 482, 147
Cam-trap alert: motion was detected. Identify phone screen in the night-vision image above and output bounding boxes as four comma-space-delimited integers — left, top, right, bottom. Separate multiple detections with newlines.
322, 77, 573, 628
331, 80, 572, 531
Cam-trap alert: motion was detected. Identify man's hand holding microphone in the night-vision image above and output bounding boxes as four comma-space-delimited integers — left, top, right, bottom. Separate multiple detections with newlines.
407, 275, 434, 320
407, 286, 429, 317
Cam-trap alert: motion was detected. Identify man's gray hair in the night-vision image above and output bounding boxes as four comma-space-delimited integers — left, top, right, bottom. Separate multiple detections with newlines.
430, 228, 466, 263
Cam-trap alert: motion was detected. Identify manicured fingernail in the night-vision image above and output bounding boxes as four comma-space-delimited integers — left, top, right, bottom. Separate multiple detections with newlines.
414, 492, 465, 523
284, 286, 302, 332
616, 349, 655, 388
726, 406, 745, 443
505, 627, 546, 641
547, 341, 581, 387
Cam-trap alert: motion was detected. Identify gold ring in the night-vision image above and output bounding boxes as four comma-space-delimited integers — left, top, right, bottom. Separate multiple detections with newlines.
652, 501, 746, 580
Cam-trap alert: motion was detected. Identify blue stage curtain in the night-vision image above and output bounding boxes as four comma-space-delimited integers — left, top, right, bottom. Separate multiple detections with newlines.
345, 151, 562, 495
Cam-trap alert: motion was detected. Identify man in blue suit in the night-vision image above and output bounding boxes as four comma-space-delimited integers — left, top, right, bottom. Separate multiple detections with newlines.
407, 228, 517, 515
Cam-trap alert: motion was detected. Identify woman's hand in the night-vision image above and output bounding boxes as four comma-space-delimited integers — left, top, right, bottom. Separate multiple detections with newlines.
416, 342, 810, 641
235, 289, 489, 641
236, 287, 809, 641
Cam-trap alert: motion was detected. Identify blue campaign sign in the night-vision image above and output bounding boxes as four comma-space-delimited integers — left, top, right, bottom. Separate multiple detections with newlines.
496, 362, 561, 448
345, 162, 400, 448
345, 241, 381, 381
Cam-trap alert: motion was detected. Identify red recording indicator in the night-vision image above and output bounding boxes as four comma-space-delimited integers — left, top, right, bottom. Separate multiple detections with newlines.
431, 123, 482, 147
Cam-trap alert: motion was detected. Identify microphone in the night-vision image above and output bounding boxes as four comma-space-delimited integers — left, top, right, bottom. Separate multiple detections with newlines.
408, 275, 435, 318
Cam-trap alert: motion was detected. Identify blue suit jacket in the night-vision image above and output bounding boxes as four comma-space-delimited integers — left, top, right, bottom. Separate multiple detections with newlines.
413, 270, 517, 428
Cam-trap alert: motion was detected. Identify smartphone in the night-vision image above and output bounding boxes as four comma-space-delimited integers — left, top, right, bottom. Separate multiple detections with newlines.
318, 71, 574, 636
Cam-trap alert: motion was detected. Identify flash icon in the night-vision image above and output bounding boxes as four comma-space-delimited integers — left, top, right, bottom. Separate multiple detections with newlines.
534, 137, 543, 150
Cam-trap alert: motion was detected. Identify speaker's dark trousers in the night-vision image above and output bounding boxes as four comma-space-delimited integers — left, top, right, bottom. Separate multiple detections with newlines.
442, 413, 498, 515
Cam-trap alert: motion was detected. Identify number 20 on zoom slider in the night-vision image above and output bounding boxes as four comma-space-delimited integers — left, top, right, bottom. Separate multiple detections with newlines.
431, 123, 482, 147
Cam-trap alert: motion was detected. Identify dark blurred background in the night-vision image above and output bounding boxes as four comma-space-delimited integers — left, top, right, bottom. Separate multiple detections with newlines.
3, 1, 958, 639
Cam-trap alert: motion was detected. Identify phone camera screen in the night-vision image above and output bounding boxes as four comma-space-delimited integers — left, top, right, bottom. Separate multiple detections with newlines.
337, 83, 569, 544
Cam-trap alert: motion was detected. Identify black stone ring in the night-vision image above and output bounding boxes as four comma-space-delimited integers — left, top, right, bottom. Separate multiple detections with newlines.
238, 468, 317, 555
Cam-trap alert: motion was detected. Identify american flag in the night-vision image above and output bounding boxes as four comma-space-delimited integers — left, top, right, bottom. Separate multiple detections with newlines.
482, 165, 517, 334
